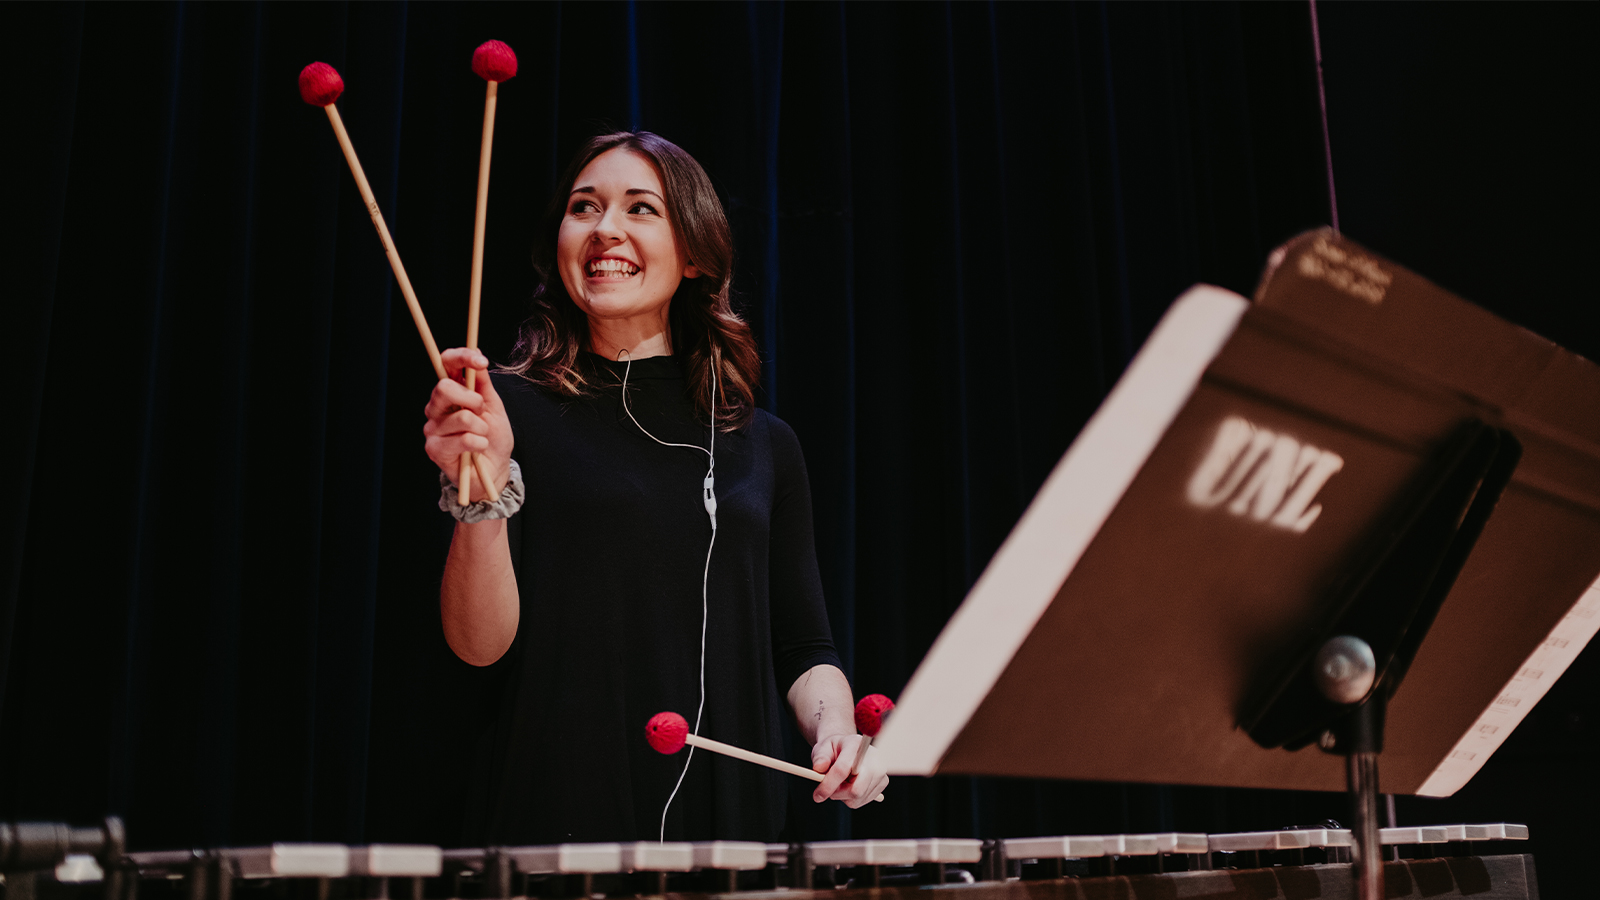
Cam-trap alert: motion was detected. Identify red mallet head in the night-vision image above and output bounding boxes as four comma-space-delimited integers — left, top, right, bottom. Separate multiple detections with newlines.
645, 711, 689, 754
299, 62, 344, 106
854, 694, 895, 738
472, 40, 518, 82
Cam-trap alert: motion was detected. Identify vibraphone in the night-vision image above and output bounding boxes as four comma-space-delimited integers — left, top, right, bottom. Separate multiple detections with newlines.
5, 822, 1535, 900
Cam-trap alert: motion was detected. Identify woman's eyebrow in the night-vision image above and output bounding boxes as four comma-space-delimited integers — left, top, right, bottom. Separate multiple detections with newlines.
568, 185, 665, 203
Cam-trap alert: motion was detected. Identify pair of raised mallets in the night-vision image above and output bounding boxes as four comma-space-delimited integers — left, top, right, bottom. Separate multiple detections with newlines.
647, 695, 894, 803
299, 41, 519, 504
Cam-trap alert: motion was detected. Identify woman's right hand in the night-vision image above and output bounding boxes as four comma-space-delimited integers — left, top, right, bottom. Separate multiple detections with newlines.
424, 347, 514, 495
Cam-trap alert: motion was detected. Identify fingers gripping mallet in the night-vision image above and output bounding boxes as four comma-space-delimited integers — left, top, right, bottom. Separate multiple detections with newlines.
850, 694, 894, 778
646, 712, 883, 802
299, 62, 493, 492
456, 40, 518, 504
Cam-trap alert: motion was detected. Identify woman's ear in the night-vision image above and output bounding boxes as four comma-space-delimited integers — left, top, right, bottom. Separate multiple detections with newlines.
684, 260, 701, 279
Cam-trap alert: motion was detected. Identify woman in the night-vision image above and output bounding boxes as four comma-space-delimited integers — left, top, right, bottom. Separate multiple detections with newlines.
423, 131, 888, 843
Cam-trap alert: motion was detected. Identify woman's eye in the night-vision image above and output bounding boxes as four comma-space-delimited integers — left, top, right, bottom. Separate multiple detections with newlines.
569, 199, 597, 214
629, 202, 659, 216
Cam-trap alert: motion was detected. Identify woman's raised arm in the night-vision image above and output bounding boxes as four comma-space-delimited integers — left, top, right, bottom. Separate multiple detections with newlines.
426, 347, 520, 665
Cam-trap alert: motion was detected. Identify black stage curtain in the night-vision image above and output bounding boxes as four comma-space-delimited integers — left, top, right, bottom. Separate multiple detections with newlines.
3, 1, 1595, 894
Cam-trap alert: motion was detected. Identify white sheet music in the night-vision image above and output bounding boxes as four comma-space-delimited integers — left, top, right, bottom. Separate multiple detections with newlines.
1418, 572, 1600, 796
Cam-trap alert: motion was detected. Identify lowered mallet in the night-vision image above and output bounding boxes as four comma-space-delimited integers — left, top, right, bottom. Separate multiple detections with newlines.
299, 61, 493, 493
456, 40, 518, 504
849, 694, 894, 777
646, 712, 883, 802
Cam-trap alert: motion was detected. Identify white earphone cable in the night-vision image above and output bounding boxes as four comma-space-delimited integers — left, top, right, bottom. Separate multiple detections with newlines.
618, 353, 719, 842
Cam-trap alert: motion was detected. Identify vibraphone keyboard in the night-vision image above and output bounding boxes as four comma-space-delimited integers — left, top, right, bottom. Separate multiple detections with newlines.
12, 825, 1534, 900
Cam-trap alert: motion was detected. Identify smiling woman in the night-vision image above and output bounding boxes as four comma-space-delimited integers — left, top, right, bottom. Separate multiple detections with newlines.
418, 132, 888, 844
555, 149, 700, 357
506, 132, 759, 427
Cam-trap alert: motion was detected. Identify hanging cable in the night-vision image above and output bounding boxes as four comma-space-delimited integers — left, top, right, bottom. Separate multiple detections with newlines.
616, 352, 719, 841
1309, 0, 1340, 233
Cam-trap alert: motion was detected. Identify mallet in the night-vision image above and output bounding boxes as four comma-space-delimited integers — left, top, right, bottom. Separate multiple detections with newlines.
456, 40, 518, 504
299, 62, 494, 493
849, 694, 894, 777
646, 712, 883, 802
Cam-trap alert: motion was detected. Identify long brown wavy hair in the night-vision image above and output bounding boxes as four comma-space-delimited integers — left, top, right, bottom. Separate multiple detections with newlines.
503, 132, 762, 431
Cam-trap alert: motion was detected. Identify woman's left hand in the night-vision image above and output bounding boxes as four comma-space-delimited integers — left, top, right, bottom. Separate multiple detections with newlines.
810, 734, 889, 808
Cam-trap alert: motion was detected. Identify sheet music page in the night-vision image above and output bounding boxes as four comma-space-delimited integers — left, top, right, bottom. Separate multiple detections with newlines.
1417, 572, 1600, 796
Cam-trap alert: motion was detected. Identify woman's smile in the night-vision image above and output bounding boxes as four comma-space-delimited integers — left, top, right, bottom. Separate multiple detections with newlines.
585, 256, 640, 279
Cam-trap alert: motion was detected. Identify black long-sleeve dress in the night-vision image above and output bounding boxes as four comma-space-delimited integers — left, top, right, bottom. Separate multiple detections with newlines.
460, 353, 842, 844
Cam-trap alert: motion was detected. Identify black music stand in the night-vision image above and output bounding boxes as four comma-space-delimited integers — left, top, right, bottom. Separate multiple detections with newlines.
872, 231, 1600, 899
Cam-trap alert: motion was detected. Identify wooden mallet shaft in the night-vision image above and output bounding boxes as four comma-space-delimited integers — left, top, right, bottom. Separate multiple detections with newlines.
319, 101, 495, 494
683, 733, 884, 803
458, 77, 501, 504
322, 103, 441, 377
848, 735, 873, 776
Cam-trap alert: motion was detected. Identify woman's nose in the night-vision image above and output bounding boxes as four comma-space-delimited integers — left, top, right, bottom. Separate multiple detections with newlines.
594, 207, 626, 242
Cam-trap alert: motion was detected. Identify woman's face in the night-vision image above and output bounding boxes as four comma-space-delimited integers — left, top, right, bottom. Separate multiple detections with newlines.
556, 148, 699, 335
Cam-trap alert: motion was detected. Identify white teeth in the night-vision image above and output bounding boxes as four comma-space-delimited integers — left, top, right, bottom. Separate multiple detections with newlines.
587, 258, 639, 276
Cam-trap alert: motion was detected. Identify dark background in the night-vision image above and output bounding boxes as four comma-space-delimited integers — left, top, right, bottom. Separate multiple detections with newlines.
3, 1, 1595, 895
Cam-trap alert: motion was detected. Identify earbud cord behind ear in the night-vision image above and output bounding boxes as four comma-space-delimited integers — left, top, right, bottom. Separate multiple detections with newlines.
617, 351, 718, 841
